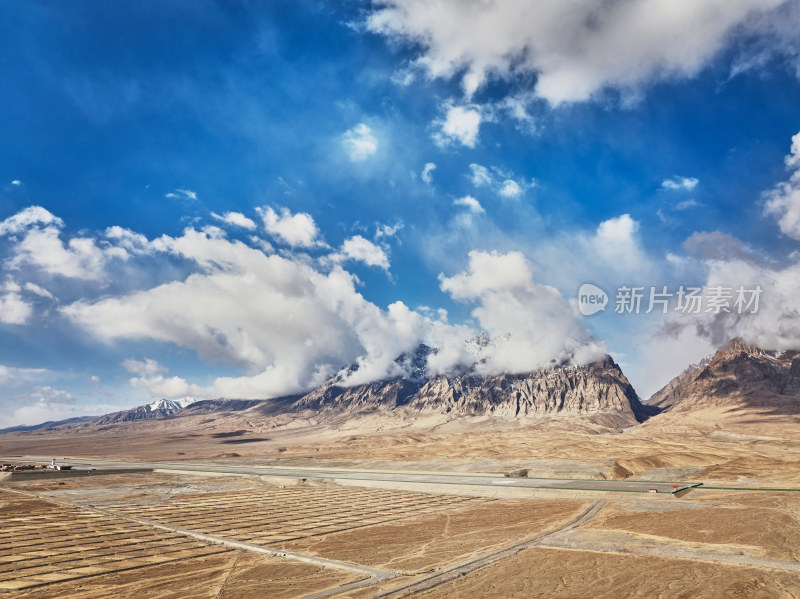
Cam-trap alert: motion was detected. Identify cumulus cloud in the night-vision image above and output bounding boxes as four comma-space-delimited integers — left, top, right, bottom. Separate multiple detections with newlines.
439, 250, 605, 374
211, 211, 257, 230
434, 105, 481, 147
50, 215, 608, 401
258, 206, 322, 248
165, 188, 198, 201
0, 206, 63, 236
421, 162, 437, 184
10, 180, 21, 186
123, 358, 203, 399
592, 214, 651, 275
499, 180, 523, 198
764, 130, 800, 239
60, 227, 429, 398
453, 195, 485, 214
342, 123, 378, 161
6, 225, 121, 280
662, 176, 699, 191
366, 0, 792, 105
339, 235, 390, 270
657, 255, 800, 353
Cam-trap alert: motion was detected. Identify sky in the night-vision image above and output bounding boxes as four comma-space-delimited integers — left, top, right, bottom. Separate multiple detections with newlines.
2, 0, 800, 427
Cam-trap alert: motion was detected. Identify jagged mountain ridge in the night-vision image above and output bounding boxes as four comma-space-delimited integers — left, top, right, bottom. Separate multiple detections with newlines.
653, 338, 800, 413
292, 350, 647, 425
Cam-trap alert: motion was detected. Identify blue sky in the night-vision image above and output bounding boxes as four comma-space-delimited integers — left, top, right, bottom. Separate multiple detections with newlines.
2, 0, 800, 426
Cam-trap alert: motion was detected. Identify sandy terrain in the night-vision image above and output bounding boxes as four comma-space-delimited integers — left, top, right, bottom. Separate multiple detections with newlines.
1, 403, 800, 597
1, 468, 799, 598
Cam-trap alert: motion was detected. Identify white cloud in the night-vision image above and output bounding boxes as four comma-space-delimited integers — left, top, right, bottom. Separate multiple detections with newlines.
7, 226, 118, 280
435, 105, 481, 148
340, 235, 391, 270
60, 228, 433, 399
211, 211, 257, 230
469, 163, 493, 187
0, 293, 32, 324
165, 188, 198, 201
453, 195, 485, 214
258, 206, 322, 248
662, 176, 699, 191
122, 358, 203, 399
421, 162, 437, 184
469, 163, 531, 198
367, 0, 792, 105
0, 206, 63, 236
499, 180, 523, 198
375, 222, 403, 240
342, 123, 378, 161
592, 214, 650, 276
439, 250, 605, 374
765, 130, 800, 239
10, 180, 21, 186
54, 218, 603, 400
23, 282, 55, 300
122, 358, 166, 377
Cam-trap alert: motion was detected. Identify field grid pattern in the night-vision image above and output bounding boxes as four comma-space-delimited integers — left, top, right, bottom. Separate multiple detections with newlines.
0, 490, 231, 591
102, 485, 488, 545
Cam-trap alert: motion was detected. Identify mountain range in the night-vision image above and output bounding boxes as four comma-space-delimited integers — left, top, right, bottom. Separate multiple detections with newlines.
4, 338, 799, 434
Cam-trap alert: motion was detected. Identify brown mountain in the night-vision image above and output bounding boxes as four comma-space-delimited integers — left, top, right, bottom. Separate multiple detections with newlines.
653, 338, 800, 413
290, 352, 647, 426
648, 357, 710, 410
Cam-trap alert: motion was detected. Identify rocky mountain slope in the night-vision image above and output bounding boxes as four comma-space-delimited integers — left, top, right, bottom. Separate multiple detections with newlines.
648, 357, 711, 409
653, 338, 800, 413
290, 348, 648, 426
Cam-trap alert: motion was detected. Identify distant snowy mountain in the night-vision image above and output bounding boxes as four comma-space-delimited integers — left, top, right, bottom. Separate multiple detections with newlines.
93, 397, 200, 424
146, 397, 198, 412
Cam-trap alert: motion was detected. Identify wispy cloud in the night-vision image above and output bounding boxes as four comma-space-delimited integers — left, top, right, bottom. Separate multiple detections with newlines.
165, 188, 198, 201
661, 176, 699, 191
342, 123, 378, 161
421, 162, 437, 184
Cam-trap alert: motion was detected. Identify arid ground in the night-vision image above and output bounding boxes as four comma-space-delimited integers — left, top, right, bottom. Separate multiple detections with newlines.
2, 404, 800, 597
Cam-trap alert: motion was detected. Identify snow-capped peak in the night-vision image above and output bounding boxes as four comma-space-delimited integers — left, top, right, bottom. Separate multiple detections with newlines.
146, 397, 198, 412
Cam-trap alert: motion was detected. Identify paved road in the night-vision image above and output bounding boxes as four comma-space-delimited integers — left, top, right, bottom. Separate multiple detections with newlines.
3, 456, 697, 494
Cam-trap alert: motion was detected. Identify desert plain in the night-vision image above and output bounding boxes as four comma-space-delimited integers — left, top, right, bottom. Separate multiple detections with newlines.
1, 398, 800, 598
